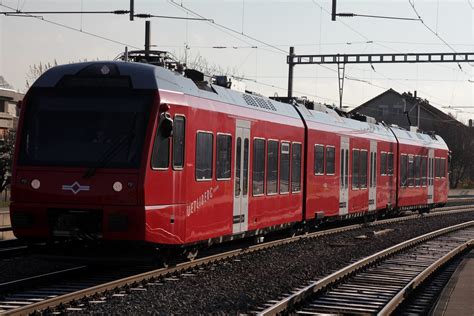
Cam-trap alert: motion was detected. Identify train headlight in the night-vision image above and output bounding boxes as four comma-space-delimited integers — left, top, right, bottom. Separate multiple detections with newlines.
31, 179, 41, 189
113, 181, 123, 192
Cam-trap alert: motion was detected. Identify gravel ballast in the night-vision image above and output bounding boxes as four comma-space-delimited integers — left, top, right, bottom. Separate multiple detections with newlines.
68, 212, 474, 314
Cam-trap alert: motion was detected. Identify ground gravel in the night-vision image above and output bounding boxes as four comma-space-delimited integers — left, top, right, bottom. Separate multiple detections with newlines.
70, 212, 474, 315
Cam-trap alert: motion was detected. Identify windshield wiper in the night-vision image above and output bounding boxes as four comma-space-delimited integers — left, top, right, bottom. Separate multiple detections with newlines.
83, 114, 137, 179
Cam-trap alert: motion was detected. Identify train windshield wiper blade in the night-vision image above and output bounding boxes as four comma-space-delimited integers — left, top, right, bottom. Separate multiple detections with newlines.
83, 132, 135, 179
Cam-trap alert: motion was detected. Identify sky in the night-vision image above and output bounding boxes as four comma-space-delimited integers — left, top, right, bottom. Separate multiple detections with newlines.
0, 0, 473, 122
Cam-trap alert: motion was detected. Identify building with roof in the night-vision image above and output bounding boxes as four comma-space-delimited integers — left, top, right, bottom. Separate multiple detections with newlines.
348, 88, 466, 131
0, 88, 23, 139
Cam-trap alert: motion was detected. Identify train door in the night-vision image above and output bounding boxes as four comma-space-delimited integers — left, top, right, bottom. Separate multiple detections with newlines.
339, 137, 349, 215
428, 149, 434, 204
369, 140, 377, 211
233, 120, 250, 234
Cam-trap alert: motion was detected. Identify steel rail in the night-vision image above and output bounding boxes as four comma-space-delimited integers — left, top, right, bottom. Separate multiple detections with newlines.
2, 208, 474, 315
0, 199, 471, 237
258, 220, 474, 315
379, 239, 473, 315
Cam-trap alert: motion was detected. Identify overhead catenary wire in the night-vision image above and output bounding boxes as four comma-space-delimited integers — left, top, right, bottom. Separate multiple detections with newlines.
0, 4, 141, 49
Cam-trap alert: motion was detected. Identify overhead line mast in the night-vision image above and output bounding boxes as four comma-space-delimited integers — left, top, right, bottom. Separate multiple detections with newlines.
286, 50, 474, 109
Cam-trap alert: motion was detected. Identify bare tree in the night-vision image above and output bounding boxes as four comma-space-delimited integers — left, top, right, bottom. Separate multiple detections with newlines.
0, 76, 13, 89
0, 130, 16, 194
25, 60, 58, 89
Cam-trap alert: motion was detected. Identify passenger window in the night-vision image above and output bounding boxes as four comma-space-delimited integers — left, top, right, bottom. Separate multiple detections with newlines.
435, 158, 440, 178
360, 150, 368, 188
380, 152, 387, 175
216, 134, 232, 180
387, 153, 394, 176
314, 145, 324, 175
172, 116, 185, 169
151, 123, 170, 169
408, 155, 414, 186
252, 139, 265, 195
421, 156, 427, 186
326, 147, 335, 175
400, 155, 408, 187
195, 132, 213, 180
280, 142, 290, 193
415, 156, 421, 186
340, 149, 345, 188
234, 137, 241, 196
291, 143, 302, 192
266, 140, 279, 194
352, 149, 360, 189
243, 139, 249, 196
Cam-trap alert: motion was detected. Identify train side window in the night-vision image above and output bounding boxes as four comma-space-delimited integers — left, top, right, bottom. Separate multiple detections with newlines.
345, 149, 349, 188
374, 153, 377, 186
280, 142, 290, 194
291, 143, 302, 193
415, 156, 421, 187
151, 124, 170, 169
243, 138, 249, 196
216, 134, 232, 180
266, 140, 279, 194
440, 158, 446, 178
352, 149, 360, 189
235, 138, 241, 196
387, 153, 394, 175
252, 139, 265, 196
360, 150, 368, 189
340, 149, 344, 188
326, 146, 335, 175
435, 158, 440, 178
408, 155, 414, 187
421, 156, 427, 186
195, 132, 213, 180
400, 155, 408, 187
380, 152, 387, 175
314, 145, 324, 175
172, 115, 185, 169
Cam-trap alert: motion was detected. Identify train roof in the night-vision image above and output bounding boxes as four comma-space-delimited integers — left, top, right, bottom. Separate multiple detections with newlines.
33, 61, 302, 121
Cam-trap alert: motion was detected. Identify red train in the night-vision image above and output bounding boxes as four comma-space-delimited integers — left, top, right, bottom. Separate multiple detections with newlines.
10, 54, 449, 249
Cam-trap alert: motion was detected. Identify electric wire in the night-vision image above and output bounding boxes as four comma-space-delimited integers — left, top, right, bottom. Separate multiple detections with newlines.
0, 4, 141, 49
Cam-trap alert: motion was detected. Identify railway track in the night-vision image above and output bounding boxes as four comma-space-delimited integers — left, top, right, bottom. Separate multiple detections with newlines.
258, 221, 474, 315
0, 207, 473, 314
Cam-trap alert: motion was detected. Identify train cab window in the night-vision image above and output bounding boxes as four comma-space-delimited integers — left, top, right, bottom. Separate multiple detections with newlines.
280, 142, 290, 194
360, 150, 368, 188
195, 132, 213, 180
387, 153, 394, 176
266, 140, 279, 194
216, 134, 232, 180
151, 127, 170, 169
414, 156, 421, 187
408, 155, 414, 187
253, 139, 265, 195
291, 143, 302, 192
172, 115, 185, 169
314, 145, 324, 175
421, 156, 427, 186
326, 146, 335, 175
380, 152, 387, 175
352, 149, 360, 189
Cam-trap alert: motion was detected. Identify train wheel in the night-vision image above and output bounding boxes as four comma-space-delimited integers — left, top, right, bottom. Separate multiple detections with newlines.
185, 248, 199, 261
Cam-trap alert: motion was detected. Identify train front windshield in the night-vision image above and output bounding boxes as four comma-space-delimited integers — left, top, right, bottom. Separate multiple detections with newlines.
19, 88, 153, 168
